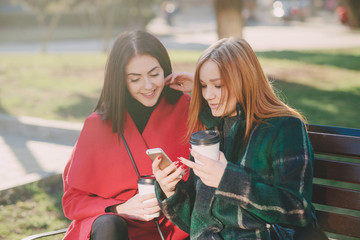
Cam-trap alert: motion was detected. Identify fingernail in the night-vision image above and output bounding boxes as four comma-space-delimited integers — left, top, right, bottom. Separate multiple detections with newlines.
181, 164, 189, 170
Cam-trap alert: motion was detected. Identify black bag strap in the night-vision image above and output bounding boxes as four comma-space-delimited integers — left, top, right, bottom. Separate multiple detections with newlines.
120, 133, 141, 178
120, 133, 165, 240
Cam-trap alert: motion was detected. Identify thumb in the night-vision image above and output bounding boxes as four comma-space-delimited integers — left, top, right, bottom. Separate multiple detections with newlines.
218, 151, 227, 162
165, 74, 175, 85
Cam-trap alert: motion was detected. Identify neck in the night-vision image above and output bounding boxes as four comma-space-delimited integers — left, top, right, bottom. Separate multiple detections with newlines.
126, 96, 161, 133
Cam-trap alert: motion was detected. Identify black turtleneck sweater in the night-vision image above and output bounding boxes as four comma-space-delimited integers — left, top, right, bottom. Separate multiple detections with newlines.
126, 95, 160, 134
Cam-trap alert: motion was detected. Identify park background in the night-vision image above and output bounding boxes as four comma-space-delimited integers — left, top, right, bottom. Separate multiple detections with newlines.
0, 0, 359, 239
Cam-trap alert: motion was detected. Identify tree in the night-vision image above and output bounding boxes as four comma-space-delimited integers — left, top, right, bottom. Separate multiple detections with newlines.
13, 0, 83, 53
84, 0, 158, 52
342, 0, 360, 29
214, 0, 244, 39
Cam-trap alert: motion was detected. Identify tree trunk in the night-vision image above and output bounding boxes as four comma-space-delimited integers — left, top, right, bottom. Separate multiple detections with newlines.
344, 0, 360, 29
103, 4, 115, 52
214, 0, 244, 39
41, 12, 62, 53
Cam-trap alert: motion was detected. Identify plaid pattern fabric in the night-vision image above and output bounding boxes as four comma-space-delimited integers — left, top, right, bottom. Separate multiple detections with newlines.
156, 110, 315, 240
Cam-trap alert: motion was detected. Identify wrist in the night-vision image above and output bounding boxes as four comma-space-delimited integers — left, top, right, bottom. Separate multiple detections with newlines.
113, 205, 118, 214
164, 191, 175, 198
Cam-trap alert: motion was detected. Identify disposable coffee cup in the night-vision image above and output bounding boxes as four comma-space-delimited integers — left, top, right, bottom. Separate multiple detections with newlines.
137, 175, 160, 218
190, 130, 220, 165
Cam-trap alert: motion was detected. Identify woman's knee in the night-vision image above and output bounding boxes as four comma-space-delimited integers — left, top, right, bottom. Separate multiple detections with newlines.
91, 214, 128, 240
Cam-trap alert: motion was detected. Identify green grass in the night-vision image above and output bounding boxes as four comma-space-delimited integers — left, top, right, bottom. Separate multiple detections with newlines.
257, 48, 360, 128
0, 175, 69, 240
0, 53, 107, 122
1, 48, 359, 128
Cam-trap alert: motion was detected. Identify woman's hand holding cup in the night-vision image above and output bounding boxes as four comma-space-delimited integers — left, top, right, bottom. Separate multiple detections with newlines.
179, 150, 227, 188
114, 193, 160, 221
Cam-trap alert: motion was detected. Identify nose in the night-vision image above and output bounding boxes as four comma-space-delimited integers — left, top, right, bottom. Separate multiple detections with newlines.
143, 77, 153, 89
203, 87, 215, 100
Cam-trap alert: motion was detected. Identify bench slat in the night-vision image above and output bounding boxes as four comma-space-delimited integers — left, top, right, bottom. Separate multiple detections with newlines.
308, 124, 360, 137
308, 132, 360, 157
313, 158, 360, 184
312, 184, 360, 211
316, 210, 360, 238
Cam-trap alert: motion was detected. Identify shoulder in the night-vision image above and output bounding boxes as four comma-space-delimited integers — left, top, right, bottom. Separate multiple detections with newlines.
260, 117, 309, 147
84, 112, 102, 125
263, 116, 305, 130
177, 93, 191, 104
165, 93, 190, 109
82, 112, 111, 131
254, 117, 307, 141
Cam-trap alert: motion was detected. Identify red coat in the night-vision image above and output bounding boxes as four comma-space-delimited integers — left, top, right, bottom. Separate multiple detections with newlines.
62, 95, 190, 239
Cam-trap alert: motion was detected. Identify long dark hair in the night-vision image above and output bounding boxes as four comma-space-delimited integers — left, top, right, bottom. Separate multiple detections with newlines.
95, 30, 182, 135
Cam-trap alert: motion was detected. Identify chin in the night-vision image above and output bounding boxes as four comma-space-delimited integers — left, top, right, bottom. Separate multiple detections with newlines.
142, 97, 160, 107
142, 101, 157, 107
211, 110, 222, 117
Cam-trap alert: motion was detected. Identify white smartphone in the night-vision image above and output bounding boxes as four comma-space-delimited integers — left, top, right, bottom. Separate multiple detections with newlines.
146, 148, 173, 170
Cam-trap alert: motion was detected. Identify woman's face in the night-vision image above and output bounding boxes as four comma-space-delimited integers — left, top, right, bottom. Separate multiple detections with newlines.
199, 60, 237, 117
126, 54, 165, 107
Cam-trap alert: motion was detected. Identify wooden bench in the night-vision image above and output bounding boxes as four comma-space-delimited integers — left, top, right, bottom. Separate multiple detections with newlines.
23, 124, 360, 240
308, 124, 360, 239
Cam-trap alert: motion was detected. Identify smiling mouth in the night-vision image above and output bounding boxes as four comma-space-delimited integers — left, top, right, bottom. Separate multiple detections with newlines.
208, 103, 219, 109
142, 90, 156, 97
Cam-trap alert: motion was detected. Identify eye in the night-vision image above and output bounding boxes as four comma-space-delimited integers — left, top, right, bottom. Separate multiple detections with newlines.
129, 78, 140, 83
215, 85, 222, 89
150, 73, 160, 77
200, 84, 207, 88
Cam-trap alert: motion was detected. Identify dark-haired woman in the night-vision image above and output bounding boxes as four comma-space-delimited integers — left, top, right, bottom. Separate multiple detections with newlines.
62, 30, 192, 240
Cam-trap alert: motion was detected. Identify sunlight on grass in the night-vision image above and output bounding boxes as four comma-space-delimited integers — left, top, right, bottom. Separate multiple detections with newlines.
299, 99, 339, 114
0, 48, 359, 127
256, 48, 360, 71
259, 58, 360, 90
169, 50, 202, 63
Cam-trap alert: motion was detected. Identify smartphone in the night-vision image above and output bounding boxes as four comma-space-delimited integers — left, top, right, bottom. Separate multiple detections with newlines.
146, 148, 173, 170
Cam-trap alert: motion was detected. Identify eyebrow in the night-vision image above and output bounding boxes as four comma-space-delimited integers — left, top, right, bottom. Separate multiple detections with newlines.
127, 66, 160, 76
199, 78, 221, 82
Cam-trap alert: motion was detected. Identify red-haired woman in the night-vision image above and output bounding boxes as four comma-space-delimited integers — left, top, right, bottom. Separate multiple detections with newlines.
153, 38, 327, 239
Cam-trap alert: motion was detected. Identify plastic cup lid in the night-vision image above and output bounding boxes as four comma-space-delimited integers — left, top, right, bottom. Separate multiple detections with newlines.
190, 130, 220, 145
138, 175, 155, 184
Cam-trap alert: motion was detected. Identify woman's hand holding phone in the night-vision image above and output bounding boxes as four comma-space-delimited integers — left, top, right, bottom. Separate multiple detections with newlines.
152, 155, 184, 198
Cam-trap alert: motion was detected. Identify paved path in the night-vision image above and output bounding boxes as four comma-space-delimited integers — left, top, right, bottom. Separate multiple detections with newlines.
1, 6, 360, 53
0, 114, 82, 190
1, 5, 360, 191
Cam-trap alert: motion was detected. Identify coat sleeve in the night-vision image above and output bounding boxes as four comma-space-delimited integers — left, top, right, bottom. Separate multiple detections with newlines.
154, 171, 196, 233
214, 117, 314, 227
62, 162, 124, 220
62, 185, 124, 220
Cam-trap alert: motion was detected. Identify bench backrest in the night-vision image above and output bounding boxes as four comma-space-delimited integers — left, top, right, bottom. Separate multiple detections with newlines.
308, 124, 360, 239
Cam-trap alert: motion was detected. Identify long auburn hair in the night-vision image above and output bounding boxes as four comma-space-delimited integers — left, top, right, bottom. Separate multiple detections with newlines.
188, 38, 305, 142
95, 30, 182, 136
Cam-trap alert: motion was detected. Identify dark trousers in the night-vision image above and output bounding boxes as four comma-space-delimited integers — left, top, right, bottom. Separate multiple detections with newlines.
90, 214, 129, 240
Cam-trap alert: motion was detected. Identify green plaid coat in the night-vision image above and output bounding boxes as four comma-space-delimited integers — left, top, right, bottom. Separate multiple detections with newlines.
155, 108, 315, 239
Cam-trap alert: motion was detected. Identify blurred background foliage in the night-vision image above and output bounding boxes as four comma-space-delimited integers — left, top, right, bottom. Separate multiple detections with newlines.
1, 0, 359, 52
2, 0, 161, 51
